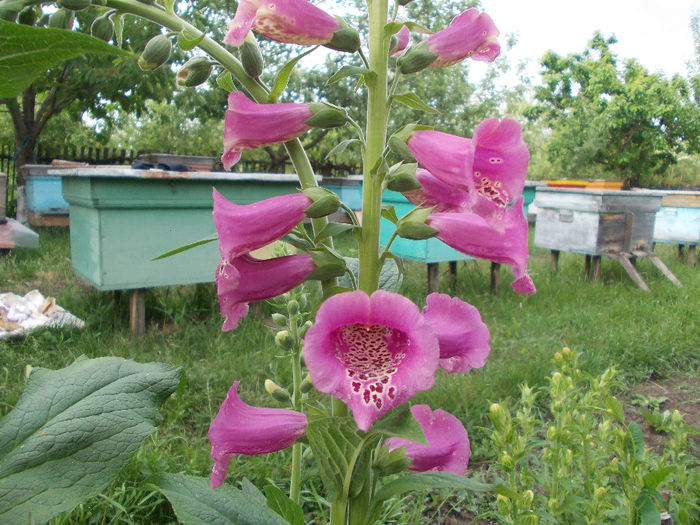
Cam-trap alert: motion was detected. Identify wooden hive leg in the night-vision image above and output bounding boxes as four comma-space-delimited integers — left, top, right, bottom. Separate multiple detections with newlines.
688, 245, 696, 267
646, 253, 683, 287
615, 254, 650, 291
678, 244, 685, 261
448, 261, 457, 290
592, 256, 602, 280
584, 255, 591, 278
427, 263, 440, 293
550, 250, 560, 272
490, 262, 501, 295
129, 289, 146, 336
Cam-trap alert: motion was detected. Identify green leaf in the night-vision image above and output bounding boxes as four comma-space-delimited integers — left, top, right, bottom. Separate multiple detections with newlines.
369, 472, 495, 522
264, 484, 304, 525
151, 473, 288, 525
634, 491, 661, 525
152, 234, 218, 260
384, 21, 431, 38
305, 416, 365, 499
326, 65, 376, 84
177, 27, 204, 51
217, 71, 237, 93
643, 466, 675, 490
390, 92, 439, 114
325, 138, 362, 160
337, 256, 402, 292
628, 421, 645, 460
0, 356, 181, 525
0, 20, 132, 98
606, 395, 626, 424
371, 404, 427, 445
315, 222, 356, 242
269, 46, 317, 102
240, 478, 267, 506
381, 205, 399, 225
112, 13, 124, 47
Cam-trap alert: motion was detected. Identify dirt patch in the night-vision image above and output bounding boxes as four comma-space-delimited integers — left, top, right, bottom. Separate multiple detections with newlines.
622, 374, 700, 455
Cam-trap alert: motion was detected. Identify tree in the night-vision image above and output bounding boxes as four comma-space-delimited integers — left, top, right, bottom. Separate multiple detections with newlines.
528, 32, 700, 188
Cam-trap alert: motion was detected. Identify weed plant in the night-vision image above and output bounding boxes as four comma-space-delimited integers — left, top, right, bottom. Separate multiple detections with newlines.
1, 227, 698, 523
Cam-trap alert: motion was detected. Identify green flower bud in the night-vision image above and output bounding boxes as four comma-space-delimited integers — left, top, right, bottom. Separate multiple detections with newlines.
386, 163, 421, 192
265, 379, 291, 402
17, 7, 38, 26
287, 299, 300, 316
520, 514, 539, 525
176, 56, 212, 87
90, 15, 114, 42
299, 320, 313, 338
521, 489, 534, 508
397, 40, 437, 74
297, 294, 308, 310
489, 403, 509, 432
56, 0, 91, 11
500, 452, 514, 470
388, 123, 431, 163
306, 102, 348, 129
271, 313, 287, 327
303, 187, 341, 218
547, 498, 559, 513
138, 35, 172, 71
496, 494, 511, 515
240, 31, 264, 78
593, 486, 607, 502
48, 9, 74, 30
373, 444, 412, 476
300, 373, 314, 393
324, 17, 360, 53
396, 206, 438, 240
274, 330, 294, 350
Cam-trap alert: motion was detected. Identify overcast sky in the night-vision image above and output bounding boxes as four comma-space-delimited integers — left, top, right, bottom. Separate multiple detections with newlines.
480, 0, 698, 81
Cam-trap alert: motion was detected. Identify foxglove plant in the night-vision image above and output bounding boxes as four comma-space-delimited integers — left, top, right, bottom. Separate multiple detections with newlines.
30, 0, 535, 521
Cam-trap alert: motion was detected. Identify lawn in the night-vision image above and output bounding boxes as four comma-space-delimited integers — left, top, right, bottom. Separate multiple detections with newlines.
1, 226, 698, 523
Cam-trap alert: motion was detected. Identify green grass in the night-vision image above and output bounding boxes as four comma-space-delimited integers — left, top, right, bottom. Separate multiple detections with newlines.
1, 226, 698, 523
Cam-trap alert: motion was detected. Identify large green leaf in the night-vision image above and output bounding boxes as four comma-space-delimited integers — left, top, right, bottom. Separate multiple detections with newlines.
264, 484, 304, 525
152, 474, 289, 525
0, 355, 181, 525
0, 20, 132, 98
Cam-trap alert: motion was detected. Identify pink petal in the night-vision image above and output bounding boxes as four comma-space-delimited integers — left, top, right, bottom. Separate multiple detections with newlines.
224, 0, 260, 46
390, 25, 411, 56
403, 168, 471, 212
213, 188, 311, 260
251, 0, 339, 45
222, 92, 313, 169
427, 8, 500, 67
217, 254, 316, 331
408, 130, 475, 192
208, 381, 307, 488
386, 405, 470, 475
304, 290, 439, 431
422, 293, 490, 374
428, 197, 535, 294
470, 118, 530, 229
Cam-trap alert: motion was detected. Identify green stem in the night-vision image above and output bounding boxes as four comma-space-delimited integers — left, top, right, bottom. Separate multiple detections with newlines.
358, 0, 389, 294
330, 498, 347, 525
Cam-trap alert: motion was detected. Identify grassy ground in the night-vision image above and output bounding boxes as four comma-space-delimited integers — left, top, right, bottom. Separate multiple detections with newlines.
1, 227, 698, 523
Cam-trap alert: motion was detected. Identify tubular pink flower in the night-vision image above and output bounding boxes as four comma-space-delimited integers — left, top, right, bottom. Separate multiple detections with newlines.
224, 0, 340, 47
428, 197, 536, 294
470, 118, 530, 226
213, 188, 311, 260
222, 92, 313, 170
403, 168, 471, 213
304, 290, 439, 432
208, 381, 308, 488
386, 405, 470, 475
407, 130, 475, 192
428, 8, 500, 67
217, 254, 316, 331
422, 293, 490, 374
390, 24, 411, 56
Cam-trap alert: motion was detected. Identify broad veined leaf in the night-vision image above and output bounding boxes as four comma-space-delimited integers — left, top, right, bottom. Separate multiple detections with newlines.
390, 92, 439, 114
0, 20, 132, 98
371, 404, 427, 445
325, 138, 363, 160
269, 46, 317, 102
151, 473, 288, 525
338, 256, 402, 292
326, 65, 376, 85
264, 484, 304, 525
0, 356, 181, 525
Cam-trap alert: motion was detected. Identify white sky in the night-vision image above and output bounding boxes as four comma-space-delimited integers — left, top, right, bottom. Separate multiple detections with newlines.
480, 0, 698, 82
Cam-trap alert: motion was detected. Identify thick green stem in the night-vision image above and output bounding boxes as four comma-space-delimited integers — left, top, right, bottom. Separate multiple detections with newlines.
330, 498, 347, 525
289, 338, 303, 503
358, 0, 389, 294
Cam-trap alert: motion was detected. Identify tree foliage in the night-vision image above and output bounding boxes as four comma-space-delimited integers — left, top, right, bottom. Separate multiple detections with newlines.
529, 32, 700, 188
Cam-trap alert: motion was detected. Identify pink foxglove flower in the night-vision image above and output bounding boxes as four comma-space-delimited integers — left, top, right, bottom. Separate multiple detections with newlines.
389, 24, 411, 56
213, 189, 316, 330
428, 197, 536, 294
304, 290, 439, 432
407, 130, 475, 192
422, 293, 490, 374
403, 168, 471, 213
208, 381, 308, 488
398, 8, 499, 74
225, 0, 340, 46
386, 405, 470, 475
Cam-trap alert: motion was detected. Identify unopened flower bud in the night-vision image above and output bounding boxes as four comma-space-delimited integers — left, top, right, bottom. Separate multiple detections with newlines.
303, 187, 341, 218
56, 0, 91, 11
274, 330, 294, 350
547, 498, 559, 513
324, 17, 360, 53
386, 163, 421, 192
287, 299, 300, 316
521, 489, 534, 508
670, 409, 683, 425
240, 32, 264, 78
297, 294, 308, 310
396, 206, 438, 240
306, 102, 348, 129
48, 8, 74, 29
397, 40, 438, 74
562, 347, 572, 356
264, 379, 291, 402
500, 452, 514, 470
489, 403, 508, 432
299, 320, 313, 338
138, 35, 172, 71
90, 15, 114, 42
271, 313, 287, 327
373, 444, 412, 476
177, 56, 213, 87
17, 6, 38, 25
520, 514, 539, 525
593, 486, 607, 501
300, 373, 313, 393
496, 494, 511, 515
546, 425, 557, 441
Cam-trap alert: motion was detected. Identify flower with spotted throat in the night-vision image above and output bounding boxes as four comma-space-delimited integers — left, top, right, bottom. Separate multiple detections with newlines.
304, 290, 439, 432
